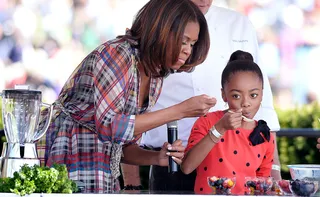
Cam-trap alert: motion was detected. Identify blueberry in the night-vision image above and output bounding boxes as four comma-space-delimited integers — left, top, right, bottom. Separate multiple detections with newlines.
248, 181, 256, 188
262, 183, 269, 192
291, 180, 300, 190
217, 179, 223, 185
303, 182, 315, 195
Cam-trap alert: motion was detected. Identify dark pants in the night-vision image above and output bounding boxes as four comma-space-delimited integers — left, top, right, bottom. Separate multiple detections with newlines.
149, 163, 196, 192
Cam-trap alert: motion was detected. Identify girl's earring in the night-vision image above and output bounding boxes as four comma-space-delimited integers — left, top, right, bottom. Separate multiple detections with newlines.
260, 102, 262, 107
224, 102, 229, 109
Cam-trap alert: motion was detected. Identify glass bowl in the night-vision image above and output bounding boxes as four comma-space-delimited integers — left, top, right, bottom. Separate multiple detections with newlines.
276, 179, 292, 195
207, 176, 236, 195
289, 179, 319, 197
287, 165, 320, 180
244, 176, 274, 195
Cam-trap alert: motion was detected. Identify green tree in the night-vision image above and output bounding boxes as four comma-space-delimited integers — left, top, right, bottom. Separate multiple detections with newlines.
276, 102, 320, 179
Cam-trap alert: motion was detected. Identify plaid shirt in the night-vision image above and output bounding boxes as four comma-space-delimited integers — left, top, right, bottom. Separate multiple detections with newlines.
37, 35, 163, 193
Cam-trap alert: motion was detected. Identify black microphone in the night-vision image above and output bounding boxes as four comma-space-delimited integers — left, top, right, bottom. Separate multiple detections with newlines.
167, 121, 178, 173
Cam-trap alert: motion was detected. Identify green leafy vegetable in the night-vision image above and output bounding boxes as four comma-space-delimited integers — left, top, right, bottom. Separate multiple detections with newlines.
0, 163, 78, 196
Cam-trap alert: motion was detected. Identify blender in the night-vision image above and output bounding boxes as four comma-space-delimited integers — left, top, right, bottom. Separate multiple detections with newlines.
0, 86, 53, 177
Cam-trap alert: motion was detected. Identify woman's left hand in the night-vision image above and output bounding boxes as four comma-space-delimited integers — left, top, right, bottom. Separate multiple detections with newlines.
158, 139, 185, 166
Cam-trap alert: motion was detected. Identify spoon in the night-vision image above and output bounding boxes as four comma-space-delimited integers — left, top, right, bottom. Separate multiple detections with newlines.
228, 110, 255, 122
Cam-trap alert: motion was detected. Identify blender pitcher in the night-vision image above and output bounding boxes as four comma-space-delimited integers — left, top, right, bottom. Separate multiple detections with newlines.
1, 89, 53, 143
0, 88, 53, 177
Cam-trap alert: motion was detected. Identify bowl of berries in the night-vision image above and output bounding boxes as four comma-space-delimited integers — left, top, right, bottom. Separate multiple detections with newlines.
244, 176, 274, 195
276, 179, 292, 195
289, 179, 318, 197
207, 176, 236, 195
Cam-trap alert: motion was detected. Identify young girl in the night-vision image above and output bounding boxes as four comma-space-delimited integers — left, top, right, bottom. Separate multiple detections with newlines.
181, 50, 275, 194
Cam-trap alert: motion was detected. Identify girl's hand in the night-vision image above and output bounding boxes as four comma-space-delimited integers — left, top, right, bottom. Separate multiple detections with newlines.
158, 139, 185, 166
316, 138, 320, 150
177, 94, 216, 118
215, 109, 243, 135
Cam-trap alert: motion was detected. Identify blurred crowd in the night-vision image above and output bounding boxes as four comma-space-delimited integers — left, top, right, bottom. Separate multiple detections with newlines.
0, 0, 148, 103
0, 0, 320, 108
227, 0, 320, 108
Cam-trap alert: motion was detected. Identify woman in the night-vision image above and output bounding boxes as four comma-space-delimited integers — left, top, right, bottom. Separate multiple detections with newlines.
40, 0, 215, 193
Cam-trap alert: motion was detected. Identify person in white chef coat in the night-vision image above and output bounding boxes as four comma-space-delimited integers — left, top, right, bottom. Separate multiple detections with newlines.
121, 0, 282, 191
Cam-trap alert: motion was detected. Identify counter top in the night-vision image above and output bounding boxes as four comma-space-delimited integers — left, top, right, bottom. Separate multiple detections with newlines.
2, 190, 319, 197
1, 194, 282, 197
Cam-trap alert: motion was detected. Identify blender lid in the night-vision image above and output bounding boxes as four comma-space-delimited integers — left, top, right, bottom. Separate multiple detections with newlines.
2, 89, 42, 99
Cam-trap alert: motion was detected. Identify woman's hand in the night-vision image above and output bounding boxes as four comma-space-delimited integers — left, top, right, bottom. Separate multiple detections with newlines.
177, 94, 216, 118
214, 109, 243, 135
158, 139, 185, 166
